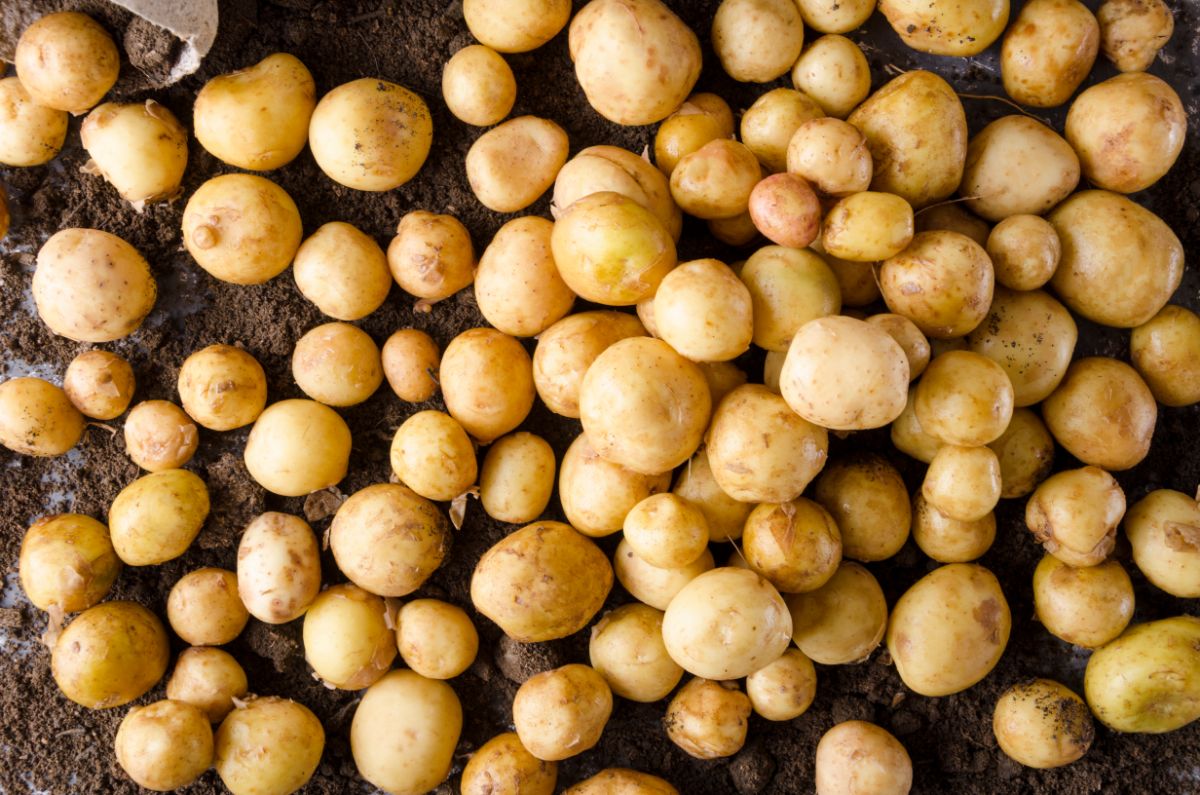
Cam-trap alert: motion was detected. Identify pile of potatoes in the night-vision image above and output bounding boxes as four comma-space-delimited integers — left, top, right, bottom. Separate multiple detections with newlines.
2, 0, 1198, 793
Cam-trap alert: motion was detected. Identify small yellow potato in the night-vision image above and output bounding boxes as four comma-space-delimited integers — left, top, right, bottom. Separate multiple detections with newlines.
115, 700, 213, 792
177, 344, 268, 431
34, 228, 156, 342
700, 361, 748, 406
813, 455, 911, 562
961, 116, 1080, 222
215, 696, 324, 795
867, 314, 930, 381
1125, 490, 1200, 598
815, 721, 912, 795
1033, 555, 1134, 648
1065, 73, 1186, 194
533, 311, 645, 418
0, 377, 85, 457
890, 387, 944, 464
476, 217, 574, 337
746, 648, 817, 721
743, 499, 842, 593
19, 513, 119, 612
309, 77, 432, 191
292, 322, 383, 407
912, 494, 996, 563
880, 231, 994, 339
662, 567, 792, 679
1026, 466, 1124, 568
554, 144, 681, 239
1098, 0, 1174, 72
653, 259, 752, 361
390, 410, 476, 501
237, 512, 322, 624
673, 448, 753, 542
786, 118, 872, 197
781, 315, 910, 431
442, 45, 516, 126
441, 327, 534, 443
182, 174, 302, 285
820, 191, 915, 262
15, 11, 118, 113
467, 115, 569, 212
986, 214, 1061, 291
747, 174, 822, 249
665, 678, 752, 759
790, 36, 871, 118
887, 563, 1011, 696
303, 584, 396, 689
382, 329, 440, 402
464, 0, 571, 52
109, 469, 209, 566
0, 77, 68, 166
712, 0, 804, 83
514, 665, 612, 762
471, 520, 612, 641
739, 89, 827, 176
967, 288, 1076, 406
166, 647, 249, 723
331, 484, 449, 597
1131, 305, 1200, 406
654, 94, 736, 178
293, 222, 390, 321
167, 568, 248, 647
480, 432, 555, 523
880, 0, 1010, 55
795, 0, 876, 32
1042, 357, 1157, 470
564, 768, 678, 795
52, 601, 168, 709
623, 493, 709, 569
847, 71, 968, 207
123, 400, 198, 472
921, 444, 1001, 523
387, 211, 475, 304
194, 53, 315, 171
988, 408, 1055, 499
243, 399, 351, 496
560, 433, 671, 537
80, 101, 187, 208
740, 245, 841, 352
397, 599, 478, 679
462, 733, 557, 795
994, 679, 1093, 769
589, 604, 682, 702
670, 139, 761, 220
788, 562, 887, 665
616, 541, 715, 610
1001, 0, 1099, 108
1084, 615, 1200, 733
914, 351, 1014, 447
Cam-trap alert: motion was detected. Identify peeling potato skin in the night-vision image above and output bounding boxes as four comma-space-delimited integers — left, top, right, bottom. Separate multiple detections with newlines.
19, 513, 120, 612
237, 512, 322, 624
992, 678, 1094, 769
1124, 489, 1200, 598
1097, 0, 1174, 72
742, 499, 842, 594
1024, 466, 1125, 568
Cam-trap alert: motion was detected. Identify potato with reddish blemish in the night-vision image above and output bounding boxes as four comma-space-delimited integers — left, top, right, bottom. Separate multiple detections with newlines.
303, 584, 396, 690
52, 601, 169, 709
821, 191, 915, 262
1098, 0, 1174, 72
623, 493, 709, 569
1131, 305, 1200, 407
462, 732, 557, 795
555, 145, 682, 240
988, 408, 1055, 499
565, 769, 678, 795
244, 399, 351, 496
867, 314, 930, 381
1026, 466, 1124, 568
81, 101, 188, 208
440, 327, 535, 443
1041, 357, 1157, 470
740, 246, 841, 352
109, 469, 209, 566
986, 214, 1061, 291
382, 329, 440, 403
653, 259, 753, 361
533, 311, 646, 418
464, 0, 570, 52
0, 377, 85, 457
293, 222, 391, 321
237, 512, 322, 624
387, 211, 475, 305
816, 720, 912, 795
967, 288, 1076, 407
467, 116, 569, 213
390, 410, 477, 502
880, 0, 1010, 55
791, 36, 871, 118
397, 599, 479, 680
739, 88, 825, 175
890, 387, 943, 464
994, 679, 1094, 768
922, 445, 1002, 523
1033, 555, 1134, 648
670, 139, 761, 220
673, 448, 754, 542
560, 433, 671, 537
912, 494, 996, 563
479, 432, 555, 524
589, 604, 683, 702
796, 0, 876, 32
1125, 489, 1200, 598
786, 118, 872, 197
712, 0, 804, 83
514, 664, 612, 762
788, 562, 887, 664
915, 351, 1014, 447
166, 647, 249, 723
742, 500, 842, 594
746, 649, 817, 721
655, 95, 736, 178
167, 568, 248, 647
0, 77, 67, 166
178, 344, 268, 431
961, 116, 1080, 222
747, 174, 822, 249
880, 231, 994, 340
1001, 0, 1099, 108
216, 696, 325, 795
115, 699, 213, 791
19, 513, 120, 612
813, 454, 911, 562
15, 11, 118, 113
615, 541, 714, 610
442, 45, 516, 127
123, 400, 198, 472
665, 678, 752, 759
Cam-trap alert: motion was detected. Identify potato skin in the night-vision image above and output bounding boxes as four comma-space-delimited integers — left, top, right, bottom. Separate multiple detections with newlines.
1026, 466, 1124, 568
993, 679, 1094, 769
988, 408, 1055, 499
0, 77, 68, 166
787, 562, 887, 664
462, 732, 557, 795
123, 400, 198, 472
1033, 555, 1134, 648
791, 36, 871, 118
1131, 305, 1200, 407
19, 513, 120, 612
1000, 0, 1099, 108
237, 512, 322, 624
740, 245, 841, 351
513, 664, 613, 761
665, 678, 752, 759
880, 231, 994, 340
815, 721, 912, 795
382, 329, 440, 403
166, 647, 249, 723
742, 499, 843, 594
81, 101, 189, 207
880, 0, 1010, 55
0, 377, 85, 456
1042, 357, 1157, 471
967, 288, 1077, 407
653, 258, 753, 361
243, 399, 352, 496
109, 469, 210, 566
1124, 489, 1200, 598
986, 214, 1061, 291
712, 0, 804, 83
178, 344, 268, 431
915, 351, 1014, 448
215, 696, 324, 795
912, 494, 997, 563
442, 45, 516, 127
559, 432, 671, 537
52, 601, 169, 709
813, 454, 911, 562
293, 222, 391, 321
961, 115, 1080, 222
115, 699, 214, 792
821, 191, 915, 262
14, 11, 119, 113
464, 0, 570, 52
670, 139, 762, 220
615, 541, 714, 610
534, 311, 645, 418
167, 567, 249, 647
303, 584, 396, 690
467, 116, 569, 213
673, 448, 753, 543
1098, 0, 1174, 72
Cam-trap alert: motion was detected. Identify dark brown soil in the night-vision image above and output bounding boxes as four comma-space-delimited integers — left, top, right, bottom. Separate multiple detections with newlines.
1, 1, 1198, 793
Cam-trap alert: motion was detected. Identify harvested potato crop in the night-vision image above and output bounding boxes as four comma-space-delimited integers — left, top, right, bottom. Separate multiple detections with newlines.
462, 733, 557, 795
215, 696, 324, 795
616, 541, 714, 610
967, 288, 1076, 407
987, 408, 1055, 499
1098, 0, 1174, 72
387, 211, 475, 305
653, 259, 753, 361
81, 101, 188, 208
746, 648, 817, 721
382, 329, 440, 402
167, 647, 249, 723
177, 344, 268, 431
788, 562, 887, 664
796, 0, 876, 32
890, 387, 944, 464
986, 214, 1061, 291
115, 700, 213, 792
815, 721, 912, 795
880, 0, 1010, 55
1125, 490, 1200, 598
994, 679, 1094, 769
813, 455, 911, 562
1131, 305, 1200, 406
922, 445, 1002, 523
167, 568, 248, 647
19, 513, 119, 612
237, 512, 322, 624
479, 432, 555, 524
554, 145, 681, 239
1001, 0, 1099, 108
665, 678, 752, 759
740, 245, 840, 352
670, 139, 761, 220
123, 400, 198, 472
560, 433, 671, 537
961, 115, 1081, 221
880, 231, 994, 339
15, 11, 118, 113
475, 217, 574, 336
442, 45, 516, 126
292, 222, 391, 321
0, 77, 68, 166
303, 584, 396, 689
564, 768, 678, 795
673, 448, 754, 543
622, 493, 709, 569
866, 314, 930, 381
820, 191, 915, 262
1025, 466, 1125, 568
464, 0, 570, 52
533, 311, 645, 418
1033, 555, 1134, 648
747, 174, 822, 249
243, 399, 351, 496
742, 499, 842, 594
397, 599, 479, 679
292, 322, 382, 407
712, 0, 803, 83
739, 89, 825, 175
109, 469, 209, 566
912, 494, 996, 563
466, 116, 568, 212
589, 604, 683, 702
440, 327, 534, 443
786, 118, 872, 196
390, 410, 477, 502
791, 36, 870, 119
52, 601, 168, 709
1042, 357, 1157, 470
655, 98, 735, 179
914, 351, 1014, 447
0, 377, 85, 457
514, 665, 612, 761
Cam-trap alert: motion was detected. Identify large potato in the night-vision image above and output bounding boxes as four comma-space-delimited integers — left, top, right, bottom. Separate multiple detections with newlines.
554, 145, 681, 239
533, 311, 645, 418
742, 499, 842, 593
712, 0, 804, 83
559, 433, 670, 537
988, 408, 1055, 499
1026, 466, 1124, 568
476, 217, 574, 337
912, 494, 997, 563
665, 678, 751, 759
480, 432, 555, 524
967, 288, 1077, 406
466, 116, 569, 213
19, 513, 120, 612
237, 512, 322, 624
0, 77, 68, 166
915, 351, 1014, 447
109, 469, 209, 566
513, 665, 612, 761
813, 454, 911, 562
440, 328, 535, 443
880, 0, 1010, 55
215, 697, 324, 795
1131, 305, 1200, 406
115, 700, 213, 792
673, 448, 754, 542
1097, 0, 1174, 72
787, 562, 887, 664
961, 116, 1080, 221
565, 769, 679, 795
14, 11, 118, 113
461, 733, 557, 795
589, 604, 683, 702
1042, 357, 1157, 470
820, 191, 915, 262
993, 679, 1094, 769
1001, 0, 1099, 108
815, 721, 912, 795
1033, 554, 1134, 648
303, 584, 396, 689
654, 259, 752, 361
1125, 490, 1200, 598
244, 399, 351, 496
0, 377, 85, 457
81, 101, 188, 208
740, 246, 840, 352
880, 231, 994, 339
464, 0, 570, 52
387, 211, 475, 304
52, 601, 168, 709
615, 541, 715, 610
390, 410, 477, 502
178, 344, 268, 431
293, 222, 391, 321
166, 647, 248, 723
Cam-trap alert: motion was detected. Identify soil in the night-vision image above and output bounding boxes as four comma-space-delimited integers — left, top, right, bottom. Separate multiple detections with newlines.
0, 1, 1198, 793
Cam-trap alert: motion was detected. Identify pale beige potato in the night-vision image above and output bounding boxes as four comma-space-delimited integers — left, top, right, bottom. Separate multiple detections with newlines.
464, 0, 571, 52
237, 512, 322, 624
795, 0, 876, 32
554, 144, 682, 239
215, 697, 324, 795
293, 222, 391, 321
1033, 555, 1134, 648
15, 11, 118, 113
1042, 357, 1157, 470
886, 563, 1011, 696
390, 410, 476, 502
746, 648, 817, 721
967, 288, 1076, 406
476, 217, 575, 336
178, 344, 268, 431
397, 599, 479, 679
514, 664, 612, 761
747, 174, 822, 249
1001, 0, 1099, 108
1098, 0, 1174, 72
922, 444, 1001, 522
167, 647, 249, 723
330, 484, 449, 597
589, 604, 682, 702
915, 204, 991, 248
1131, 305, 1200, 406
442, 45, 516, 126
1065, 73, 1186, 193
309, 77, 432, 191
387, 211, 475, 304
167, 568, 248, 647
34, 228, 156, 342
182, 174, 302, 285
616, 541, 714, 610
1026, 466, 1125, 568
665, 678, 752, 759
533, 311, 646, 418
880, 231, 994, 339
655, 96, 734, 178
303, 584, 396, 689
654, 259, 753, 361
81, 101, 187, 207
19, 513, 119, 612
700, 361, 748, 407
961, 115, 1080, 221
115, 700, 213, 792
52, 601, 168, 709
622, 493, 708, 570
740, 245, 841, 352
912, 494, 996, 563
867, 314, 930, 381
987, 214, 1061, 291
670, 139, 761, 220
821, 191, 915, 262
382, 329, 440, 402
739, 88, 825, 175
471, 521, 612, 641
743, 499, 842, 593
244, 399, 351, 496
813, 455, 911, 562
109, 469, 209, 566
0, 77, 67, 166
292, 323, 382, 407
791, 36, 870, 118
0, 377, 85, 457
440, 327, 535, 443
1125, 489, 1200, 598
467, 116, 568, 212
890, 387, 944, 464
480, 432, 555, 524
994, 679, 1094, 768
461, 733, 557, 795
880, 0, 1010, 55
564, 769, 678, 795
914, 351, 1015, 447
123, 400, 197, 472
712, 0, 803, 82
815, 721, 912, 795
560, 433, 671, 537
787, 562, 887, 664
194, 53, 315, 171
988, 408, 1055, 499
672, 448, 754, 542
786, 118, 872, 196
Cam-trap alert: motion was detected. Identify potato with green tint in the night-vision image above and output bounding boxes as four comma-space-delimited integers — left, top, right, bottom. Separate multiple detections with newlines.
654, 259, 753, 361
462, 733, 557, 795
915, 351, 1014, 447
15, 11, 118, 113
514, 665, 612, 761
166, 647, 249, 723
533, 311, 645, 418
244, 400, 351, 496
791, 35, 871, 118
880, 231, 994, 339
670, 139, 761, 220
52, 601, 168, 709
1033, 555, 1134, 648
712, 0, 804, 83
476, 217, 575, 337
293, 222, 391, 321
813, 455, 911, 562
560, 433, 670, 537
994, 679, 1093, 769
480, 432, 555, 524
115, 700, 213, 792
303, 584, 396, 689
19, 514, 119, 612
440, 328, 535, 443
331, 484, 448, 597
589, 604, 682, 702
442, 45, 516, 126
178, 344, 268, 431
961, 116, 1080, 222
397, 599, 479, 679
1042, 358, 1157, 470
464, 0, 570, 52
0, 377, 85, 457
81, 101, 188, 208
215, 697, 324, 795
816, 721, 912, 795
986, 214, 1061, 291
740, 245, 840, 352
922, 445, 1002, 523
123, 400, 198, 472
237, 512, 322, 624
167, 567, 248, 646
788, 562, 887, 664
110, 469, 209, 566
739, 89, 825, 175
665, 678, 752, 759
820, 191, 914, 262
1125, 489, 1200, 598
746, 649, 817, 721
880, 0, 1010, 55
988, 408, 1055, 499
912, 495, 996, 563
554, 145, 681, 239
0, 77, 67, 166
1131, 305, 1200, 407
467, 116, 569, 212
390, 410, 477, 502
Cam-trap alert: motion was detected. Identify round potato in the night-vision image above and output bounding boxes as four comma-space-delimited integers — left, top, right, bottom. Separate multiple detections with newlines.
961, 115, 1081, 221
740, 245, 840, 352
15, 11, 118, 113
293, 222, 391, 321
244, 399, 351, 496
670, 139, 761, 220
815, 721, 912, 795
712, 0, 803, 83
1125, 490, 1200, 598
533, 311, 645, 418
880, 0, 1010, 55
743, 499, 842, 594
440, 327, 534, 443
476, 217, 574, 337
564, 768, 678, 795
786, 118, 872, 196
795, 0, 876, 32
967, 288, 1076, 406
1131, 305, 1200, 406
673, 448, 754, 542
791, 35, 871, 118
708, 212, 761, 246
912, 494, 997, 563
554, 144, 681, 239
813, 455, 911, 562
0, 377, 85, 457
623, 493, 709, 569
303, 584, 396, 689
467, 116, 569, 213
442, 45, 516, 126
986, 214, 1061, 291
880, 231, 994, 339
740, 87, 828, 174
654, 259, 752, 362
589, 604, 683, 702
397, 599, 479, 680
747, 174, 822, 249
787, 561, 887, 664
167, 568, 248, 647
178, 344, 268, 431
479, 432, 555, 524
292, 322, 382, 407
1026, 466, 1125, 568
52, 601, 168, 709
616, 541, 715, 610
1042, 357, 1157, 470
988, 408, 1055, 499
166, 647, 249, 723
1001, 0, 1099, 108
922, 445, 1002, 522
0, 77, 68, 166
462, 732, 557, 795
464, 0, 570, 52
109, 469, 209, 566
387, 210, 475, 304
654, 94, 736, 178
19, 513, 119, 612
115, 700, 213, 791
746, 648, 817, 721
237, 512, 322, 624
382, 329, 440, 402
1098, 0, 1174, 72
1033, 555, 1134, 648
215, 697, 324, 795
123, 400, 198, 472
914, 351, 1015, 447
514, 665, 611, 763
560, 433, 671, 537
820, 191, 915, 262
665, 678, 752, 759
390, 410, 477, 502
994, 679, 1094, 769
81, 101, 188, 208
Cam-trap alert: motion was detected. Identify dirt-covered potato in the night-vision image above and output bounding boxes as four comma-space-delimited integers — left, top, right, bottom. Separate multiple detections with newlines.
670, 139, 761, 220
382, 329, 440, 402
555, 145, 681, 239
988, 408, 1055, 499
1130, 305, 1200, 406
654, 259, 753, 361
464, 0, 570, 52
390, 410, 476, 502
665, 678, 752, 759
167, 568, 248, 647
309, 77, 432, 191
791, 35, 871, 118
813, 455, 911, 562
533, 311, 645, 418
166, 647, 249, 723
123, 400, 198, 472
243, 399, 351, 496
19, 513, 119, 612
912, 494, 996, 563
967, 288, 1076, 407
915, 351, 1014, 447
109, 469, 209, 566
115, 700, 213, 791
616, 540, 714, 610
564, 769, 678, 795
178, 344, 267, 431
820, 191, 915, 262
747, 174, 822, 249
866, 314, 930, 381
1033, 555, 1134, 648
293, 222, 390, 321
471, 521, 612, 641
673, 448, 753, 542
442, 45, 516, 127
993, 679, 1094, 769
15, 11, 118, 113
397, 599, 479, 680
0, 77, 68, 166
182, 174, 302, 285
796, 0, 876, 31
513, 665, 612, 762
0, 377, 85, 457
712, 0, 803, 83
743, 499, 842, 593
52, 601, 168, 709
440, 328, 534, 443
237, 512, 322, 624
1098, 0, 1174, 72
1065, 73, 1185, 194
623, 493, 709, 569
80, 101, 187, 208
815, 720, 912, 795
292, 322, 382, 407
303, 584, 396, 689
467, 116, 568, 212
589, 604, 682, 702
569, 0, 701, 125
740, 246, 840, 352
787, 561, 887, 664
922, 445, 1001, 522
654, 94, 736, 178
786, 118, 872, 197
462, 732, 557, 795
880, 0, 1010, 55
1026, 466, 1124, 569
475, 217, 573, 336
1084, 615, 1200, 733
880, 231, 994, 339
478, 432, 554, 524
560, 433, 671, 537
1125, 490, 1200, 598
746, 648, 817, 721
1001, 0, 1099, 108
215, 696, 324, 795
1042, 357, 1157, 470
961, 116, 1080, 222
986, 214, 1060, 291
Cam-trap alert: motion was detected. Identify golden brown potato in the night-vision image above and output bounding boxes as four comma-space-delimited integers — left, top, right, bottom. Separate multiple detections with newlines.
1098, 0, 1174, 72
81, 101, 188, 209
15, 11, 118, 113
746, 648, 817, 721
467, 116, 569, 213
464, 0, 570, 52
664, 678, 752, 759
786, 118, 872, 197
986, 214, 1061, 291
166, 647, 248, 723
712, 0, 803, 83
442, 45, 516, 127
109, 469, 209, 566
216, 696, 324, 795
123, 400, 198, 472
740, 245, 841, 352
961, 116, 1081, 222
514, 665, 612, 761
293, 222, 391, 321
390, 410, 477, 502
178, 344, 268, 431
815, 721, 912, 795
654, 94, 735, 178
243, 399, 351, 496
52, 601, 168, 709
740, 88, 825, 175
1033, 555, 1134, 648
440, 327, 535, 443
988, 408, 1055, 499
1131, 305, 1200, 406
912, 494, 997, 563
0, 377, 85, 457
115, 699, 213, 791
1026, 466, 1124, 568
795, 0, 876, 32
1125, 490, 1200, 598
967, 288, 1077, 406
880, 231, 994, 339
589, 604, 683, 702
237, 512, 322, 624
787, 562, 887, 664
533, 311, 646, 418
461, 733, 557, 795
303, 584, 396, 690
672, 448, 754, 542
291, 322, 382, 407
922, 445, 1002, 522
19, 513, 120, 612
747, 174, 822, 249
615, 541, 715, 610
813, 454, 911, 562
790, 35, 871, 118
555, 145, 682, 239
820, 191, 915, 262
742, 499, 842, 593
915, 351, 1015, 447
382, 329, 440, 403
670, 139, 761, 220
167, 568, 248, 647
387, 211, 475, 305
0, 77, 68, 166
867, 314, 931, 381
560, 433, 671, 537
880, 0, 1010, 55
653, 259, 753, 361
1001, 0, 1099, 108
994, 679, 1094, 768
1042, 357, 1157, 471
479, 432, 555, 524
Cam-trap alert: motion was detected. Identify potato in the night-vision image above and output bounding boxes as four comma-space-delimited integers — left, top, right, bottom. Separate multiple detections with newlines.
178, 344, 268, 431
1027, 466, 1125, 569
915, 351, 1014, 447
80, 101, 187, 209
820, 191, 915, 262
533, 311, 645, 418
303, 584, 396, 689
663, 567, 792, 679
1042, 357, 1157, 470
390, 410, 477, 502
387, 211, 475, 304
743, 499, 842, 593
665, 678, 752, 759
467, 116, 569, 212
708, 212, 761, 246
123, 400, 199, 472
813, 455, 911, 562
15, 11, 118, 113
961, 116, 1080, 222
471, 521, 612, 641
167, 568, 249, 646
746, 174, 821, 249
442, 45, 516, 126
462, 732, 557, 795
967, 288, 1076, 407
915, 204, 990, 248
182, 174, 302, 285
512, 664, 611, 762
464, 0, 570, 52
781, 316, 910, 431
673, 449, 753, 542
293, 222, 390, 321
1098, 0, 1174, 72
441, 327, 535, 443
993, 679, 1093, 769
560, 433, 671, 537
653, 259, 753, 361
1065, 73, 1185, 194
670, 139, 761, 220
109, 469, 209, 566
791, 37, 870, 119
785, 119, 872, 197
564, 769, 678, 795
476, 217, 575, 337
887, 563, 1010, 696
1083, 615, 1200, 733
712, 0, 803, 83
480, 432, 555, 524
569, 0, 701, 125
815, 721, 912, 795
795, 0, 876, 32
115, 700, 213, 791
741, 91, 824, 177
382, 329, 440, 402
554, 145, 682, 239
0, 77, 68, 166
1001, 0, 1099, 108
986, 214, 1060, 291
847, 71, 968, 207
745, 648, 817, 721
237, 512, 321, 624
588, 604, 682, 702
243, 399, 351, 496
654, 94, 735, 177
890, 387, 944, 464
166, 647, 249, 723
52, 601, 168, 709
621, 494, 707, 570
921, 444, 1001, 524
1125, 489, 1200, 598
880, 0, 1010, 55
912, 494, 996, 563
215, 696, 324, 795
700, 361, 748, 407
19, 513, 119, 612
0, 377, 85, 457
1131, 305, 1200, 406
880, 231, 994, 339
194, 53, 315, 170
309, 77, 432, 191
740, 246, 841, 352
1033, 555, 1134, 648
397, 599, 478, 679
292, 322, 382, 407
787, 562, 886, 664
867, 314, 930, 381
987, 408, 1054, 499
